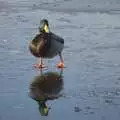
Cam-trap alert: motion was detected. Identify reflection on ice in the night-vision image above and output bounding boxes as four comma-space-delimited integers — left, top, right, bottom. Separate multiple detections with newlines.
29, 70, 63, 116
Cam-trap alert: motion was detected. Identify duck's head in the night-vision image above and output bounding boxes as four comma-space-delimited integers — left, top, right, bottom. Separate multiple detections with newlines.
39, 19, 50, 33
38, 102, 49, 116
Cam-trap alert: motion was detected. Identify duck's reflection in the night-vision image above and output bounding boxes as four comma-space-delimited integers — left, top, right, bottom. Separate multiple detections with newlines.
29, 70, 63, 116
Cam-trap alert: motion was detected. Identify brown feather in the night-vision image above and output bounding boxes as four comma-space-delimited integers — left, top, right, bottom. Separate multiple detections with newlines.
29, 33, 50, 58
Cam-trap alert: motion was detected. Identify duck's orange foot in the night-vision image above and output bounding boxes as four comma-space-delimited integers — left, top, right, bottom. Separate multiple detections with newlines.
56, 62, 65, 69
33, 63, 46, 69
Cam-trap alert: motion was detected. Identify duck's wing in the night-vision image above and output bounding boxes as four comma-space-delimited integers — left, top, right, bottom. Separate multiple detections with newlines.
32, 34, 43, 44
29, 33, 47, 57
50, 32, 64, 44
42, 32, 64, 58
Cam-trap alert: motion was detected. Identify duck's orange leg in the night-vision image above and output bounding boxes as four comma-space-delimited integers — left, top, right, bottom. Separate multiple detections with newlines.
34, 58, 46, 69
56, 53, 65, 69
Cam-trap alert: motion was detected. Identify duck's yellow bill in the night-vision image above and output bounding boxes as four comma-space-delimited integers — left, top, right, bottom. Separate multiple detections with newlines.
44, 24, 49, 33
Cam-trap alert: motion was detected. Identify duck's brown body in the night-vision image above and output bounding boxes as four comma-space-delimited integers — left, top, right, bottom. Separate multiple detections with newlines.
29, 32, 64, 58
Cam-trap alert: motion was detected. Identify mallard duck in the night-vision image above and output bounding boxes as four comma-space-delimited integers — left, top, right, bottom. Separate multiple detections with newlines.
29, 19, 65, 69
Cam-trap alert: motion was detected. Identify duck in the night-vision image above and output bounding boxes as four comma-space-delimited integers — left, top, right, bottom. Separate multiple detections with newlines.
29, 19, 65, 69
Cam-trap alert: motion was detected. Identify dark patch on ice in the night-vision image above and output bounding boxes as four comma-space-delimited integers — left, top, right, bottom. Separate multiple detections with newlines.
74, 106, 82, 112
57, 17, 71, 23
